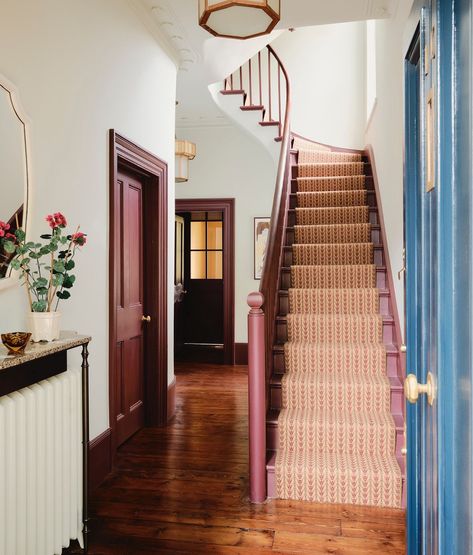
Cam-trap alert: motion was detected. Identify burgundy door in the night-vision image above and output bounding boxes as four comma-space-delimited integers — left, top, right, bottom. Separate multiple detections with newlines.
113, 168, 146, 446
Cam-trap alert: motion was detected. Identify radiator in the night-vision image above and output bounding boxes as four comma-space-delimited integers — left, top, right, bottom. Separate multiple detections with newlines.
0, 368, 83, 555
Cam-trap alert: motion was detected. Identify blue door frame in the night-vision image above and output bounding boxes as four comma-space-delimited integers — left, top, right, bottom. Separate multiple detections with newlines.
405, 0, 473, 552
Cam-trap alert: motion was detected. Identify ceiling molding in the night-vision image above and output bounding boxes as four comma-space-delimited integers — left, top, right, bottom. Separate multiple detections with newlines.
136, 0, 200, 72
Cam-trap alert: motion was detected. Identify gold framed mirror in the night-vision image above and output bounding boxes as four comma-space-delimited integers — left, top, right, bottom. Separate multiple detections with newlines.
0, 75, 30, 290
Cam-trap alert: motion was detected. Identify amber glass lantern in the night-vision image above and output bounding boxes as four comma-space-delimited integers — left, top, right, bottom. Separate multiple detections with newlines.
175, 140, 196, 183
199, 0, 280, 40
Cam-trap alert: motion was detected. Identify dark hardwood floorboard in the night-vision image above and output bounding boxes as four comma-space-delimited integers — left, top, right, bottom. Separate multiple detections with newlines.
67, 362, 406, 554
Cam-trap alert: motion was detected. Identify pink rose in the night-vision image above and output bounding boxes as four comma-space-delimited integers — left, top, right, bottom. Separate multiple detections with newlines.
46, 212, 67, 229
0, 221, 10, 231
72, 231, 87, 246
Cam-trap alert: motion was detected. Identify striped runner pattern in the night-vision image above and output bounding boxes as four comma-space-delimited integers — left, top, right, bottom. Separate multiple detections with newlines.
275, 145, 402, 508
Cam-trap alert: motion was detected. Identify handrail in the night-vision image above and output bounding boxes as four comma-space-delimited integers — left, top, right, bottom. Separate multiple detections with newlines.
226, 44, 291, 503
258, 45, 292, 398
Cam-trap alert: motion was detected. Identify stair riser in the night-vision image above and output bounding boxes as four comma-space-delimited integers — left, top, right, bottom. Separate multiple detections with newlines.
272, 348, 399, 377
270, 382, 402, 412
292, 164, 371, 179
287, 208, 379, 227
267, 421, 399, 455
278, 290, 389, 316
280, 267, 386, 290
289, 192, 376, 210
282, 247, 383, 267
275, 319, 388, 343
285, 226, 380, 245
291, 176, 374, 193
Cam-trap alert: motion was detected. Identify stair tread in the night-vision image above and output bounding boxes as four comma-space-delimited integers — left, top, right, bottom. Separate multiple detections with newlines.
271, 369, 402, 387
277, 314, 394, 322
280, 287, 389, 295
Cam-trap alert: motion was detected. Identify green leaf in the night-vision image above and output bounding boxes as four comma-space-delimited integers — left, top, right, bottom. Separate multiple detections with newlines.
57, 290, 71, 300
65, 260, 75, 271
52, 274, 64, 287
10, 259, 21, 270
60, 237, 68, 244
15, 229, 26, 241
25, 242, 35, 249
36, 287, 49, 295
31, 300, 47, 312
33, 277, 48, 288
62, 274, 76, 289
3, 241, 16, 253
53, 261, 65, 273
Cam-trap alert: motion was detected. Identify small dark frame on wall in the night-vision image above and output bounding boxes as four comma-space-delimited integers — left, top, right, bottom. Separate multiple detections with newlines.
109, 130, 168, 458
254, 217, 270, 280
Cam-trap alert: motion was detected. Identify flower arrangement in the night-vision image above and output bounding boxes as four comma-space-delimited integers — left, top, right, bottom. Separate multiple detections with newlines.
0, 212, 87, 312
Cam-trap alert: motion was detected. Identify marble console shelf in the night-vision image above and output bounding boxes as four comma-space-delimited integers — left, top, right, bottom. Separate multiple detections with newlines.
0, 331, 91, 397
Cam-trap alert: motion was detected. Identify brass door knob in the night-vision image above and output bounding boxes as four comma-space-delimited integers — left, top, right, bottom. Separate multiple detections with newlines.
404, 372, 436, 405
142, 315, 151, 323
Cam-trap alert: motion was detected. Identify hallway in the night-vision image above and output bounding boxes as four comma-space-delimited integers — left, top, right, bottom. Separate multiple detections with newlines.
84, 363, 405, 553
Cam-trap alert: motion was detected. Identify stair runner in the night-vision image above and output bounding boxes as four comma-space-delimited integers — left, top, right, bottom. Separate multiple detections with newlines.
275, 139, 402, 508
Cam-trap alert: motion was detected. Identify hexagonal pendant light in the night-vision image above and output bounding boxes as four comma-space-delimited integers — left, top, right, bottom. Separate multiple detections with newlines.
199, 0, 280, 40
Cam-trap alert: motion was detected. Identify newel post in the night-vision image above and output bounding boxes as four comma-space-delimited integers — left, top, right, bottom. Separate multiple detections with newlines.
247, 291, 266, 503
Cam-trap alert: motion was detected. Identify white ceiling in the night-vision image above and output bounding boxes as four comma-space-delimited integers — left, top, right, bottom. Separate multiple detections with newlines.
134, 0, 398, 129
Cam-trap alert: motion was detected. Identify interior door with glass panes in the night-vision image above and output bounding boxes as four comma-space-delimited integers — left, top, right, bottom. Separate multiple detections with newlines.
175, 210, 224, 363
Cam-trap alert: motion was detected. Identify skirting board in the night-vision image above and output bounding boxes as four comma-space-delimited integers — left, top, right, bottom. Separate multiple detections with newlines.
88, 427, 112, 493
235, 343, 248, 365
167, 378, 176, 421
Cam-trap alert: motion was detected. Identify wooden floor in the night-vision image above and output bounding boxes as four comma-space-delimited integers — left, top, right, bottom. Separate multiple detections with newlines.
82, 362, 406, 554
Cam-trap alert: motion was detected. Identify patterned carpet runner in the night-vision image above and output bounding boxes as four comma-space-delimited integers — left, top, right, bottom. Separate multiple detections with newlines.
275, 141, 402, 508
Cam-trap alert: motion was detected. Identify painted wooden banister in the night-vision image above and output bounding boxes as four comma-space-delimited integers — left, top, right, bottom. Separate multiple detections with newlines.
228, 44, 291, 503
247, 291, 266, 502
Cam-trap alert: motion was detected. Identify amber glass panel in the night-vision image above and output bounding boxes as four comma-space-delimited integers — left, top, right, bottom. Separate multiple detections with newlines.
207, 222, 223, 250
191, 251, 206, 279
207, 251, 223, 279
190, 222, 206, 250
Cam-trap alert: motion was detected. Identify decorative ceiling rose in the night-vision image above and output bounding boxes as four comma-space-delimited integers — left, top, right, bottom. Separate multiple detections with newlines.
175, 140, 196, 183
199, 0, 280, 40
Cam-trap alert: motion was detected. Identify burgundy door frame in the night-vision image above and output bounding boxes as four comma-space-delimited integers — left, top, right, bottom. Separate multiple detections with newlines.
109, 130, 168, 458
175, 198, 235, 364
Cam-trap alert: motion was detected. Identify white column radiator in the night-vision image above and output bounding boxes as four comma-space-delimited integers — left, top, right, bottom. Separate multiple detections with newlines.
0, 368, 83, 555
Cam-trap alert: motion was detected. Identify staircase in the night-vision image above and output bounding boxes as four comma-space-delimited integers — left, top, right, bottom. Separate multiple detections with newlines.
220, 48, 404, 509
265, 137, 404, 507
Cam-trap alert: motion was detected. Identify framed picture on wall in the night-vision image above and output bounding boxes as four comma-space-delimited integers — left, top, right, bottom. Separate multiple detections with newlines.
254, 217, 270, 280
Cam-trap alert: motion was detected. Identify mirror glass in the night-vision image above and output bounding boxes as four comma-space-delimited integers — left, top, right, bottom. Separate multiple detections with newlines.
0, 82, 28, 279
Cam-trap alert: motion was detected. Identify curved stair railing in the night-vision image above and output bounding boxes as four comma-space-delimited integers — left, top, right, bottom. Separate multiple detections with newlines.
222, 45, 292, 503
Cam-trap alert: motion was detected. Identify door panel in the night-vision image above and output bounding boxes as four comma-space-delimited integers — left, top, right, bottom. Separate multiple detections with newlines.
406, 1, 473, 552
114, 169, 145, 446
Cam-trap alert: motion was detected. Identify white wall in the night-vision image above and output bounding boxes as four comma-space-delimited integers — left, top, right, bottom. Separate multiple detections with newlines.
0, 0, 177, 439
175, 125, 276, 342
271, 23, 367, 150
365, 0, 415, 338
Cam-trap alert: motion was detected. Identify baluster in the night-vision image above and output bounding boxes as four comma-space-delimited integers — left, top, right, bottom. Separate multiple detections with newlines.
258, 51, 262, 109
268, 49, 272, 121
239, 65, 243, 92
230, 72, 234, 90
278, 65, 282, 137
249, 58, 253, 106
247, 291, 266, 503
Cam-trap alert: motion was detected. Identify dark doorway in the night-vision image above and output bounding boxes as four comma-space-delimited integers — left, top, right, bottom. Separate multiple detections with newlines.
109, 131, 168, 456
175, 199, 234, 364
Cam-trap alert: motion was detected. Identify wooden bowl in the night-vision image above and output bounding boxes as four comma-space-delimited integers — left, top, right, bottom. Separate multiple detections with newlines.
1, 332, 32, 355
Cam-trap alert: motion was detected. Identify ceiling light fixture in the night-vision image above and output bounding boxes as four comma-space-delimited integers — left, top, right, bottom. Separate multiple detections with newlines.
199, 0, 280, 40
175, 140, 196, 183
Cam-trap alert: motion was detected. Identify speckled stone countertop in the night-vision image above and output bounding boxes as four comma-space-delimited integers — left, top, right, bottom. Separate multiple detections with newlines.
0, 331, 91, 370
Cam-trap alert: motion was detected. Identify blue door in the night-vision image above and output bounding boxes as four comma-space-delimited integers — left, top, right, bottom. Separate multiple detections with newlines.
405, 0, 473, 553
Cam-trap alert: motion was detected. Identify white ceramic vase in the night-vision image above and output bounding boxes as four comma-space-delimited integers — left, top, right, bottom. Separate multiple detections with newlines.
28, 311, 61, 342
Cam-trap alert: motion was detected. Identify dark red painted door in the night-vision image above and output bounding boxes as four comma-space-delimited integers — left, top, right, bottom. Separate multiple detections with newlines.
114, 168, 145, 446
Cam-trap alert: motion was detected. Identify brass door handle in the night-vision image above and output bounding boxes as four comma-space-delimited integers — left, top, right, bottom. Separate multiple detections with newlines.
142, 315, 151, 323
404, 372, 436, 405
